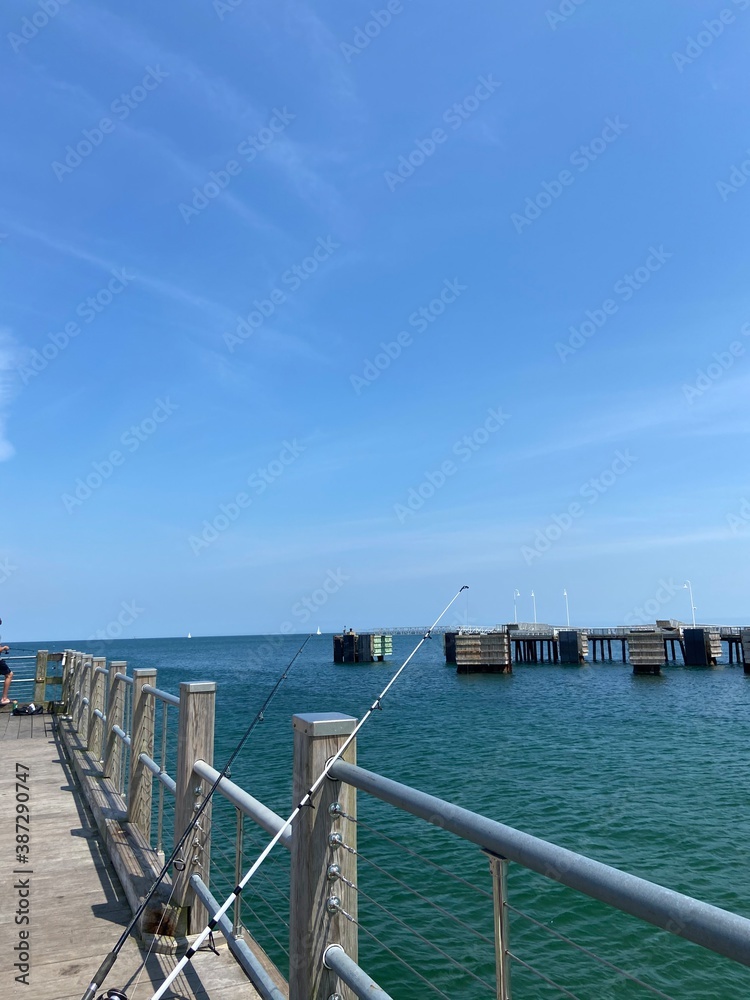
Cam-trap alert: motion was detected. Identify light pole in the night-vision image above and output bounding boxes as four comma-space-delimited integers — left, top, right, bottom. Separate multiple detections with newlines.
683, 581, 696, 627
531, 590, 537, 625
513, 589, 520, 624
563, 588, 570, 627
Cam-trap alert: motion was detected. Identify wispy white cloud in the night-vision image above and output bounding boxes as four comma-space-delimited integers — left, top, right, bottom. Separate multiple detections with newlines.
508, 373, 750, 465
63, 3, 354, 229
6, 220, 235, 322
280, 0, 361, 110
0, 328, 24, 461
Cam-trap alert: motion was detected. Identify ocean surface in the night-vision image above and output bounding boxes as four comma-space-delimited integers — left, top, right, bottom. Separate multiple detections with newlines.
25, 633, 750, 999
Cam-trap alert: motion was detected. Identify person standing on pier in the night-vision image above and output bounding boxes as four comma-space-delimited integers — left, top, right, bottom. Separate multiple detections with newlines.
0, 616, 12, 706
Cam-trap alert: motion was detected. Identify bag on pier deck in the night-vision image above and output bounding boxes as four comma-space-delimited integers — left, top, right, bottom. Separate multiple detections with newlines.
12, 702, 44, 715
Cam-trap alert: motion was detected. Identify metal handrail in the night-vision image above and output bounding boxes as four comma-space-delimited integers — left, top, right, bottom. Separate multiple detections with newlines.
330, 759, 750, 969
192, 759, 292, 847
114, 672, 133, 686
112, 725, 131, 747
190, 875, 287, 1000
142, 683, 180, 707
139, 752, 176, 794
323, 945, 393, 1000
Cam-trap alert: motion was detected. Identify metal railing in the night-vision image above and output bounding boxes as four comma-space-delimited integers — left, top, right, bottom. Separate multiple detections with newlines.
58, 658, 750, 1000
330, 760, 750, 981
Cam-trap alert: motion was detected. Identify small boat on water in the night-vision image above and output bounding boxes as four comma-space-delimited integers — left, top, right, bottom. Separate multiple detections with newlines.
316, 627, 322, 635
187, 632, 192, 638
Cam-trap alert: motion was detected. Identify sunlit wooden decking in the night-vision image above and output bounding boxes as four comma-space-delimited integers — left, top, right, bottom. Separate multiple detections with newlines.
0, 711, 258, 1000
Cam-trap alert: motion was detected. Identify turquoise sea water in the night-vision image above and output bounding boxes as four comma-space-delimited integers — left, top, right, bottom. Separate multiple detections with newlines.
29, 633, 750, 998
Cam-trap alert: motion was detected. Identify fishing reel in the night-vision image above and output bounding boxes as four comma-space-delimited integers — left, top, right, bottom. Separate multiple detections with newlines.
96, 991, 129, 1000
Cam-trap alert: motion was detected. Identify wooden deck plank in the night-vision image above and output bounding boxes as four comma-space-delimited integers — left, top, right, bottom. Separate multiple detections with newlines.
0, 728, 260, 999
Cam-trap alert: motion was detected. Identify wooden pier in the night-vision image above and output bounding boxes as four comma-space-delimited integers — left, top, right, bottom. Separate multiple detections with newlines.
333, 632, 392, 663
8, 644, 750, 999
0, 701, 257, 1000
444, 624, 748, 674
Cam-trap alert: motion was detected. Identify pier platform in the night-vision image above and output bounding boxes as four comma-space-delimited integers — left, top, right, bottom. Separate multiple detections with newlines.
0, 712, 258, 1000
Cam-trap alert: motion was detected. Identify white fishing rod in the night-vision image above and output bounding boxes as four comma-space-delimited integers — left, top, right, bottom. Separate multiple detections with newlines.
149, 585, 468, 1000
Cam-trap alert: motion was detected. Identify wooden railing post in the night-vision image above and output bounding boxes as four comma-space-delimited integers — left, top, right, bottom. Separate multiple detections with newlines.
289, 713, 358, 1000
87, 657, 107, 758
103, 661, 127, 784
173, 681, 216, 933
127, 668, 156, 840
60, 650, 73, 713
82, 655, 94, 738
75, 653, 90, 734
69, 653, 82, 728
33, 650, 48, 706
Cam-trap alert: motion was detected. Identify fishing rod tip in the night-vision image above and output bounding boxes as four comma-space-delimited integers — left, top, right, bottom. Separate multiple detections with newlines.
460, 585, 469, 591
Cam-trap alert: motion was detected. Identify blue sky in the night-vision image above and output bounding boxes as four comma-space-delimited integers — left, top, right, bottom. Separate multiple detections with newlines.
2, 0, 750, 639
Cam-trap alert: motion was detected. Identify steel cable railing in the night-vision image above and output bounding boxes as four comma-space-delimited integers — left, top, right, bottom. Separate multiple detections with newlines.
350, 845, 494, 946
147, 693, 179, 856
326, 808, 497, 999
346, 914, 465, 1000
333, 874, 496, 992
330, 781, 704, 999
507, 903, 677, 1000
204, 810, 291, 970
341, 811, 493, 900
508, 951, 583, 999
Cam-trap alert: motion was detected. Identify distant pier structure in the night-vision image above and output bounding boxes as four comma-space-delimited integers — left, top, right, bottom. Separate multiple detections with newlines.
443, 623, 748, 674
445, 631, 512, 674
334, 632, 393, 664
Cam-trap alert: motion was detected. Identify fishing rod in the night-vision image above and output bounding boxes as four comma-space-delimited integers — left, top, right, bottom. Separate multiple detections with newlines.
149, 585, 469, 1000
81, 632, 313, 1000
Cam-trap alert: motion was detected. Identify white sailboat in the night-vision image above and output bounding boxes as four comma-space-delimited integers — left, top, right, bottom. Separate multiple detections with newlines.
316, 627, 322, 635
187, 632, 192, 639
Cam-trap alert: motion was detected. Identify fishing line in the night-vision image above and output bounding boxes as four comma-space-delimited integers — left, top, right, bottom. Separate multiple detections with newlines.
80, 632, 313, 1000
148, 585, 468, 1000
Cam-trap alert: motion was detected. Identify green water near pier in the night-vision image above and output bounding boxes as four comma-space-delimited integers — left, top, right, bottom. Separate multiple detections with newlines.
36, 633, 750, 998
